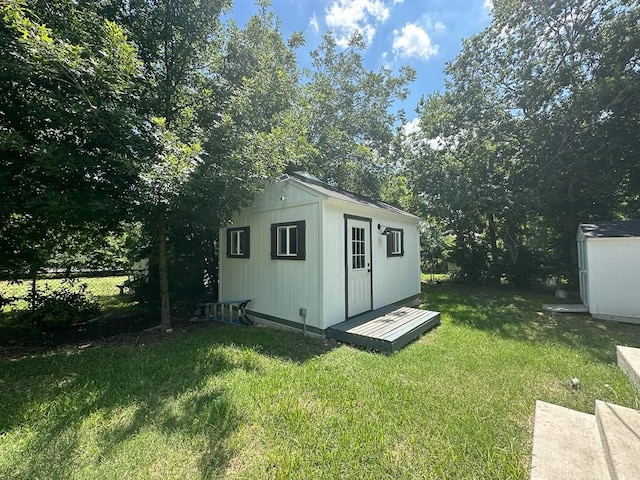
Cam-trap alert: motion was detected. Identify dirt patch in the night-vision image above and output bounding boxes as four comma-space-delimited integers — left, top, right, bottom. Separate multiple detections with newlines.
0, 313, 219, 360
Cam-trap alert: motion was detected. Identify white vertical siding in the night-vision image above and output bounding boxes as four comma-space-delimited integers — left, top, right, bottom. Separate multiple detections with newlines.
320, 202, 347, 329
221, 178, 422, 332
219, 181, 322, 329
577, 230, 589, 306
321, 199, 421, 329
370, 212, 421, 309
585, 238, 640, 319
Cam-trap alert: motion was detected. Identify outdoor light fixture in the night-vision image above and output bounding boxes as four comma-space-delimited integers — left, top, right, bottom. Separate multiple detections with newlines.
377, 224, 391, 235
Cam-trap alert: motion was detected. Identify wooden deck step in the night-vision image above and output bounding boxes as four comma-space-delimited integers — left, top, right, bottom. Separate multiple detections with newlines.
327, 306, 440, 353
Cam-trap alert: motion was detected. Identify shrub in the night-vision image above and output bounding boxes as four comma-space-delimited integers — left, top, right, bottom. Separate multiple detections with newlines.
501, 247, 542, 288
26, 280, 101, 330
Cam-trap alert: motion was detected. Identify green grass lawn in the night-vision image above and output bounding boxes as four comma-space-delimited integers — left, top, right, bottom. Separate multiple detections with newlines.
0, 276, 141, 321
1, 283, 640, 479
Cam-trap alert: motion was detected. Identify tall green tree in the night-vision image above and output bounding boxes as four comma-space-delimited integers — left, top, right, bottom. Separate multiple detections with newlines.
93, 0, 231, 329
460, 0, 639, 280
406, 85, 534, 284
96, 0, 303, 327
408, 0, 640, 283
300, 32, 415, 197
0, 0, 144, 277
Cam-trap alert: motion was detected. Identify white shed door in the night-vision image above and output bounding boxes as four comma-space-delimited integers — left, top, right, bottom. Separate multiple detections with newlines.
346, 218, 372, 317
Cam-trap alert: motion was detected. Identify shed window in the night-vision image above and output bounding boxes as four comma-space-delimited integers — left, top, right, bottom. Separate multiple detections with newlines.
227, 227, 250, 258
352, 227, 366, 269
387, 228, 404, 257
271, 221, 306, 260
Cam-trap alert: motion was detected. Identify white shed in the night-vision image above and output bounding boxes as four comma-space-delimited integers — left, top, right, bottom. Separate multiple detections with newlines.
577, 220, 640, 324
218, 172, 422, 335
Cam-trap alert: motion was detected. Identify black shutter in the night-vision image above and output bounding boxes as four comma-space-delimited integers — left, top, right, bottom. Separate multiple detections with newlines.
226, 228, 232, 258
244, 227, 250, 258
296, 220, 306, 260
270, 224, 277, 259
386, 232, 392, 257
400, 230, 404, 256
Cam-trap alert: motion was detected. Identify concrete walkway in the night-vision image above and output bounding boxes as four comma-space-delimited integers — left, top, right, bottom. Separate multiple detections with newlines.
531, 401, 609, 479
530, 345, 640, 479
617, 345, 640, 391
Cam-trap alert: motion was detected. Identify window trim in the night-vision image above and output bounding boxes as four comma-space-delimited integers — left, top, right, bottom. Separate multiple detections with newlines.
386, 228, 404, 257
226, 226, 250, 258
271, 220, 306, 260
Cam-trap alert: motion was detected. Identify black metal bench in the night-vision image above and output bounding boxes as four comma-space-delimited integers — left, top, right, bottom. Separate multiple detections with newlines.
192, 299, 252, 326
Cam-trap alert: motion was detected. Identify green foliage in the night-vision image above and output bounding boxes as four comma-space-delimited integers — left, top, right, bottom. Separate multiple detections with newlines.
419, 224, 449, 273
0, 0, 421, 325
0, 0, 146, 274
22, 280, 101, 330
406, 0, 640, 285
300, 32, 416, 197
449, 239, 489, 284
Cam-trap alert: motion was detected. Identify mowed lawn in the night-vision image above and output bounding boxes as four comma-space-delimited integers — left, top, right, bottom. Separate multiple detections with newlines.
1, 284, 640, 479
0, 276, 140, 319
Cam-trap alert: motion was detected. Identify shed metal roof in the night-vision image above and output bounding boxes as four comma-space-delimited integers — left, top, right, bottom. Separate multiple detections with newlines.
285, 172, 420, 220
579, 220, 640, 238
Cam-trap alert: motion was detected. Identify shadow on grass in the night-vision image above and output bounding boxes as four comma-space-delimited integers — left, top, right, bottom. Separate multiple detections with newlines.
177, 319, 338, 366
421, 282, 640, 364
0, 323, 336, 478
0, 338, 240, 478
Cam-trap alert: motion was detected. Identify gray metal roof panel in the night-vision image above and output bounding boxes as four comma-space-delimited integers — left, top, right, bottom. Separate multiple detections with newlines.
287, 172, 420, 219
579, 220, 640, 238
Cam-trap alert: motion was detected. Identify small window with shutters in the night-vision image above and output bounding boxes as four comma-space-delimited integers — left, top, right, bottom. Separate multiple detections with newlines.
386, 228, 404, 257
226, 227, 250, 258
271, 221, 306, 260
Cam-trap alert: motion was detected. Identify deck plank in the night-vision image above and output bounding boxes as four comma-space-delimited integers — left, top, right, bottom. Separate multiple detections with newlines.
327, 306, 440, 352
348, 308, 429, 338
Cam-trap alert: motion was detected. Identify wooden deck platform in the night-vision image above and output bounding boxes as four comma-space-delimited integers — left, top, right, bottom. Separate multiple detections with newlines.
326, 305, 441, 353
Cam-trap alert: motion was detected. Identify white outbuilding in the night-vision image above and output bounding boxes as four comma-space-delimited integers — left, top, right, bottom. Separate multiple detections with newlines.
218, 172, 422, 336
577, 220, 640, 324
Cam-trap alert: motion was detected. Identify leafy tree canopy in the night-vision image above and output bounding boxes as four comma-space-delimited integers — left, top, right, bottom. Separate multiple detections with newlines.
0, 0, 146, 274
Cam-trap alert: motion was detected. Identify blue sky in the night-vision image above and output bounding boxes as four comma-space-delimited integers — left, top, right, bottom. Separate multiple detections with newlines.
229, 0, 494, 127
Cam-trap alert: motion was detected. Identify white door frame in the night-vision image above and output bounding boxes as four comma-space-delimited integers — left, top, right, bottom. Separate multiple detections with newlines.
344, 215, 373, 318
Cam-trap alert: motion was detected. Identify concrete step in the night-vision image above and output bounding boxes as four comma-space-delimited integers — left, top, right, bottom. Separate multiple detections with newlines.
596, 400, 640, 480
530, 401, 610, 480
617, 345, 640, 391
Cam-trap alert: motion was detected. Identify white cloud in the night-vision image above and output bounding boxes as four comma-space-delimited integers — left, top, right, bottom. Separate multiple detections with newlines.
392, 23, 438, 60
309, 12, 319, 34
483, 0, 494, 10
433, 21, 446, 33
403, 117, 421, 136
428, 137, 447, 151
325, 0, 390, 48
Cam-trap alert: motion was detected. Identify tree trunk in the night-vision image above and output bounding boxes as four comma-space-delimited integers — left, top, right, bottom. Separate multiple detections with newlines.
487, 214, 501, 284
30, 268, 37, 313
158, 214, 171, 330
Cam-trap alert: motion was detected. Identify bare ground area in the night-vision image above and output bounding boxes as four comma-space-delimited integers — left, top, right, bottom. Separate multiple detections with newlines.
0, 313, 218, 360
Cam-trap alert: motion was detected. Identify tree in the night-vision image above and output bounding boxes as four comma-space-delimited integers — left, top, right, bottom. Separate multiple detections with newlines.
0, 1, 145, 278
405, 86, 532, 284
455, 0, 640, 281
96, 0, 304, 327
408, 0, 640, 283
300, 32, 415, 197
